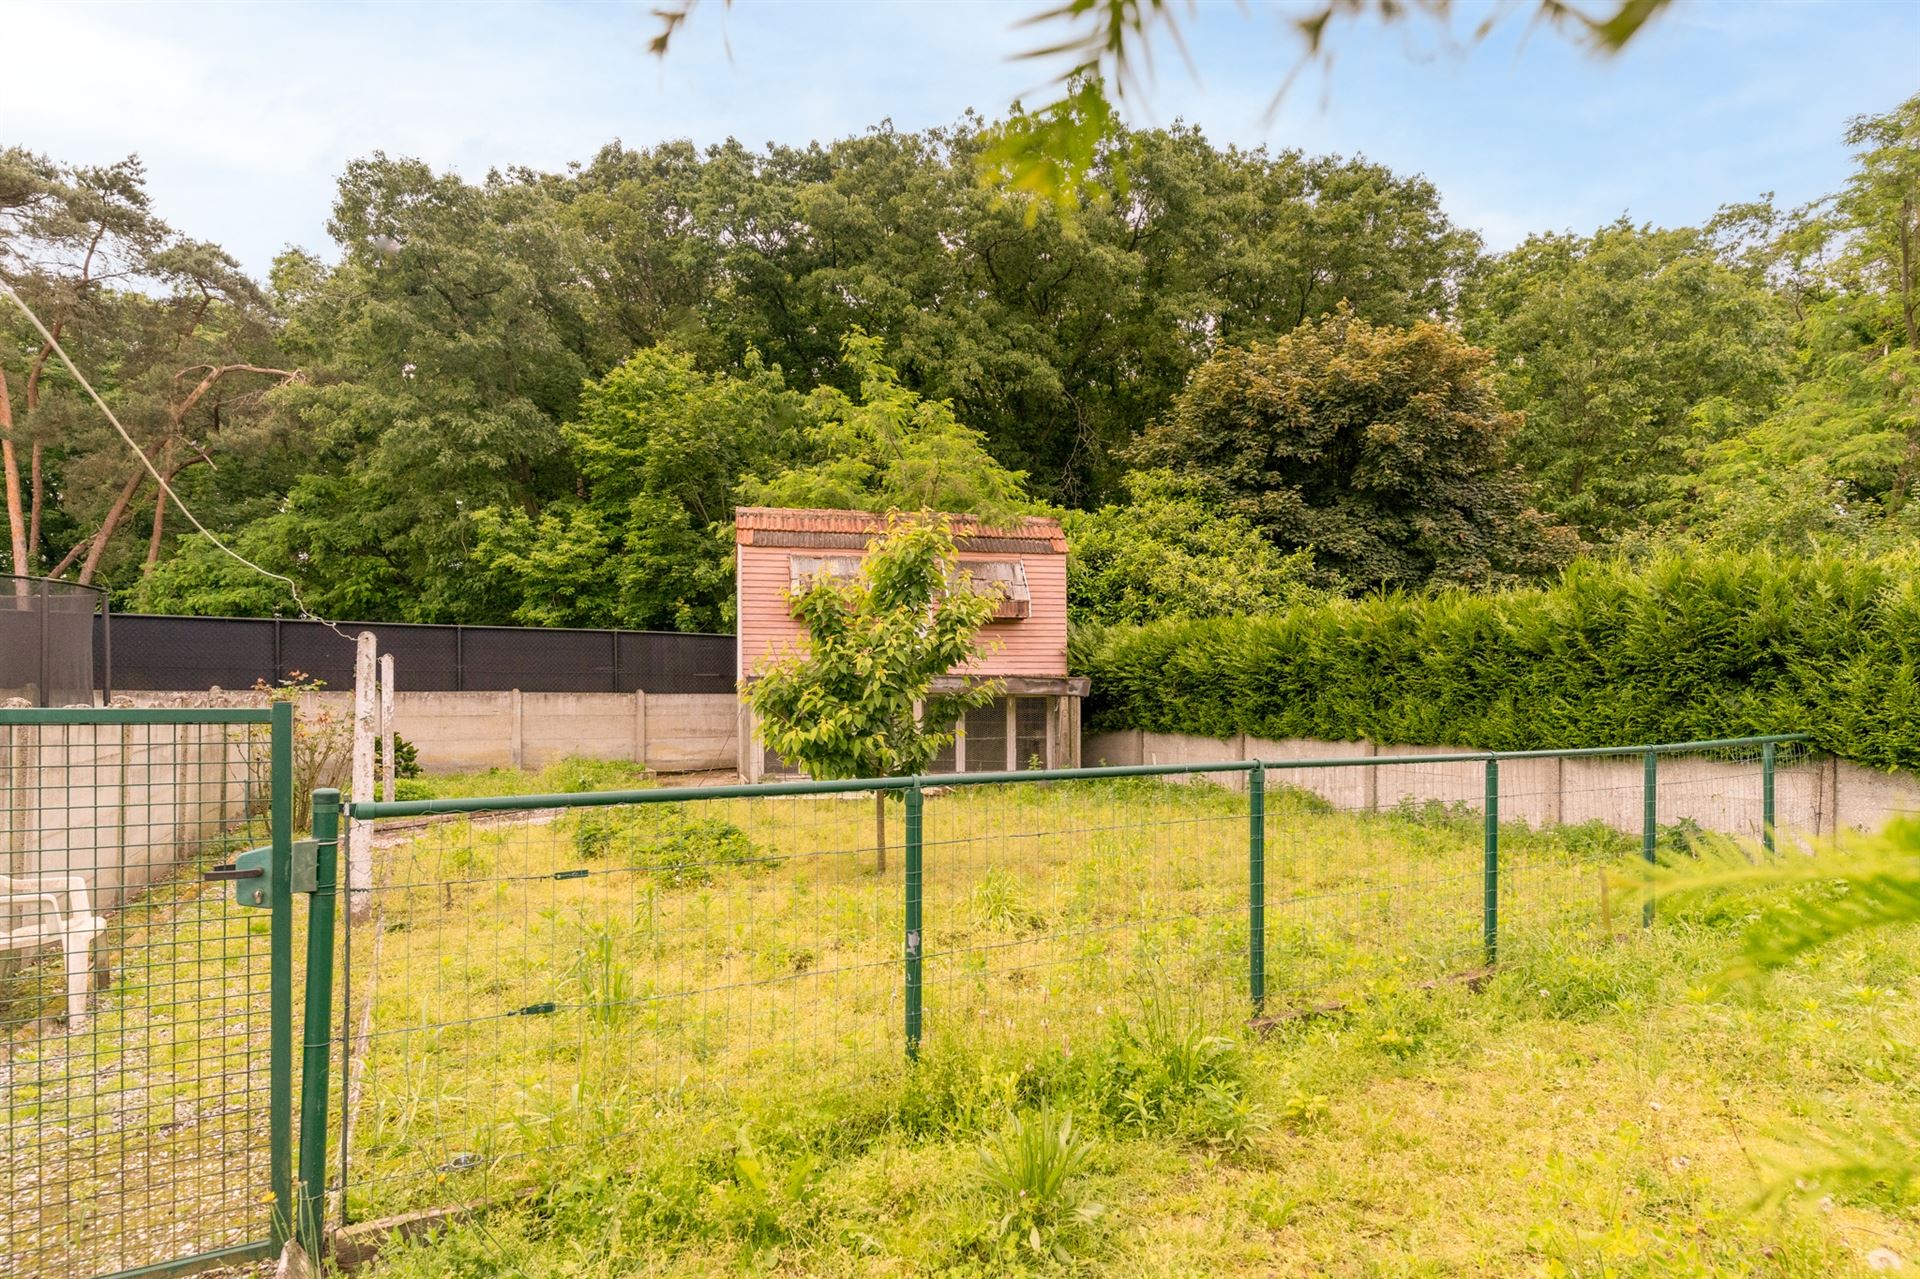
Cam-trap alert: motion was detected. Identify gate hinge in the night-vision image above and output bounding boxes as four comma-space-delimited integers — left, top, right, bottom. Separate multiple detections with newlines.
205, 839, 320, 907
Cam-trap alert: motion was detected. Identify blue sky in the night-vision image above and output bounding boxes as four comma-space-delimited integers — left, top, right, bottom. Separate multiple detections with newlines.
6, 0, 1917, 275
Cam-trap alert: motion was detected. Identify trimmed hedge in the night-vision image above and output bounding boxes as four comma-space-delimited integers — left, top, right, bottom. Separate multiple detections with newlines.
1070, 550, 1920, 771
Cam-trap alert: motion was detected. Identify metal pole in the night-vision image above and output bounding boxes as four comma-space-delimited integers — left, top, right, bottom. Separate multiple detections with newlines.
1642, 750, 1658, 926
1483, 756, 1499, 966
297, 789, 342, 1257
268, 701, 294, 1246
100, 589, 112, 704
1761, 740, 1776, 854
1249, 762, 1266, 1011
903, 781, 924, 1058
38, 577, 51, 706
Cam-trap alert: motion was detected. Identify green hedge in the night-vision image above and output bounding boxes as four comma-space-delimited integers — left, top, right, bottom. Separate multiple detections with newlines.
1070, 550, 1920, 771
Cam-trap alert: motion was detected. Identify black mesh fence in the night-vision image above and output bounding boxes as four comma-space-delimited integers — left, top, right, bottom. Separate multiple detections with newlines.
97, 614, 736, 694
0, 577, 102, 707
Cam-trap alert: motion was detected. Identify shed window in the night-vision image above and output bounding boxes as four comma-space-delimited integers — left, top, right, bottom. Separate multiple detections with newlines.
958, 560, 1030, 620
788, 555, 862, 594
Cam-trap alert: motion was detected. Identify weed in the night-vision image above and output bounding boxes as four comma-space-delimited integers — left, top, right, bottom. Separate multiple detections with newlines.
567, 806, 758, 886
973, 1107, 1104, 1263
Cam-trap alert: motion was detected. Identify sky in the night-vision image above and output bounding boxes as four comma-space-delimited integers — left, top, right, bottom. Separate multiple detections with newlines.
4, 0, 1918, 276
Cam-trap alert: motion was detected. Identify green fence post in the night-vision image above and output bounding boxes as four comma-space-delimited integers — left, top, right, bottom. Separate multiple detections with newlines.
1482, 756, 1499, 966
1761, 740, 1776, 854
268, 700, 294, 1247
903, 781, 924, 1059
1249, 762, 1266, 1011
297, 789, 342, 1257
1642, 751, 1658, 927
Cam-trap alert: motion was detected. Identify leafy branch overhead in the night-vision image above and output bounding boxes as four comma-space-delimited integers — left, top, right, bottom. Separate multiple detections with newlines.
649, 0, 1672, 206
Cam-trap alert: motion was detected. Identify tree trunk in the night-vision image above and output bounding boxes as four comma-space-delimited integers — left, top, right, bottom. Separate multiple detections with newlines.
27, 442, 42, 570
77, 471, 144, 585
1901, 196, 1918, 351
0, 365, 26, 580
145, 451, 172, 569
874, 791, 888, 874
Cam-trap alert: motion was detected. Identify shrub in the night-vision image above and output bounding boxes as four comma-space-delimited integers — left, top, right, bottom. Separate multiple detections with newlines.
1073, 548, 1920, 769
568, 806, 758, 886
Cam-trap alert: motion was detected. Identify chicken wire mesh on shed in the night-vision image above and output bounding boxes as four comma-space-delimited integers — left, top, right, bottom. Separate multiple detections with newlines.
0, 577, 103, 708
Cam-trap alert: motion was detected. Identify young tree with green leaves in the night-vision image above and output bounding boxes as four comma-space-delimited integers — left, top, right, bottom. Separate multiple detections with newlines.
744, 515, 1000, 871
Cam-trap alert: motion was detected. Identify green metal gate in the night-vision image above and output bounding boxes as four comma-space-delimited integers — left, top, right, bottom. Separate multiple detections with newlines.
1, 705, 294, 1279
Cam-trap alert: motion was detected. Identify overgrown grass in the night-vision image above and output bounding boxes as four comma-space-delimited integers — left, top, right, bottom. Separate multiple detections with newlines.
330, 779, 1920, 1275
392, 756, 653, 802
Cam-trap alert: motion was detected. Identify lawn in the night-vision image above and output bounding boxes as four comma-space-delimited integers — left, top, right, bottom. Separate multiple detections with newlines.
335, 771, 1920, 1277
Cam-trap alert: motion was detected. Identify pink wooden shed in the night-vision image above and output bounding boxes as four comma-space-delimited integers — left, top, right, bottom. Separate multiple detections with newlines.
734, 506, 1088, 780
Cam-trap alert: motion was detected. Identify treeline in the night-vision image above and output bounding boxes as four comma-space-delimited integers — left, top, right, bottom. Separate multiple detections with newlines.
1, 93, 1917, 634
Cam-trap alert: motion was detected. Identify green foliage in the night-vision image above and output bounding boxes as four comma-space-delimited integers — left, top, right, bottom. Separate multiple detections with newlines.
470, 346, 812, 631
746, 515, 1001, 782
373, 733, 422, 781
1073, 546, 1920, 769
567, 806, 757, 887
1085, 994, 1262, 1150
1062, 469, 1319, 625
972, 1107, 1104, 1263
1463, 219, 1792, 540
738, 331, 1039, 525
1130, 308, 1577, 591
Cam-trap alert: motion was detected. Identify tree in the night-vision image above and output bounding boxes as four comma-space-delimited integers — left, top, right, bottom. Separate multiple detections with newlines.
468, 345, 812, 631
1462, 219, 1791, 539
1, 151, 297, 587
1130, 309, 1577, 591
1836, 93, 1920, 353
744, 515, 1000, 870
1062, 469, 1317, 626
739, 330, 1040, 523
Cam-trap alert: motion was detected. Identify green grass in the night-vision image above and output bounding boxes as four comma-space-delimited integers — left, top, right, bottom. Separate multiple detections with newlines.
334, 776, 1920, 1277
393, 755, 654, 802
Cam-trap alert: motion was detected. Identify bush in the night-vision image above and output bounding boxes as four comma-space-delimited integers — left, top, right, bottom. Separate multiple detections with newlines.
568, 806, 758, 886
1072, 548, 1920, 769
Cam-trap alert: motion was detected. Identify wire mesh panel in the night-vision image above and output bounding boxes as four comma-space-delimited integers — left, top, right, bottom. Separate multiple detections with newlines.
331, 736, 1811, 1239
0, 708, 285, 1279
1259, 755, 1489, 1007
336, 786, 908, 1221
921, 776, 1251, 1053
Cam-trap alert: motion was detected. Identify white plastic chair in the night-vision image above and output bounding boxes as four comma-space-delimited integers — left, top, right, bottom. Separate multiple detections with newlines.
0, 873, 107, 1023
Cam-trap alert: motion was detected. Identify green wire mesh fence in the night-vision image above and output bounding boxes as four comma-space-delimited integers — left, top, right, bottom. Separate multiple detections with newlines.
1, 706, 293, 1279
322, 734, 1813, 1227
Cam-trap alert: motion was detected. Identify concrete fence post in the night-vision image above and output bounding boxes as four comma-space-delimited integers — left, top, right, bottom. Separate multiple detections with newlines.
633, 689, 648, 768
510, 689, 525, 770
348, 632, 377, 919
378, 654, 396, 804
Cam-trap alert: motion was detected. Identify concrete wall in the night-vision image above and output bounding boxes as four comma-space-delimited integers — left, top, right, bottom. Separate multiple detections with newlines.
121, 690, 740, 775
2, 716, 259, 911
1085, 729, 1916, 840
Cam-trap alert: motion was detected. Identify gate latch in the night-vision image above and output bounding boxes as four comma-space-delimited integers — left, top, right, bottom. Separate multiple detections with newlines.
204, 840, 320, 907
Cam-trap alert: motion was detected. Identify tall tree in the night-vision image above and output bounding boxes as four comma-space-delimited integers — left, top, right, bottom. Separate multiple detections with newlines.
1131, 309, 1577, 591
1463, 219, 1791, 539
469, 345, 813, 631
